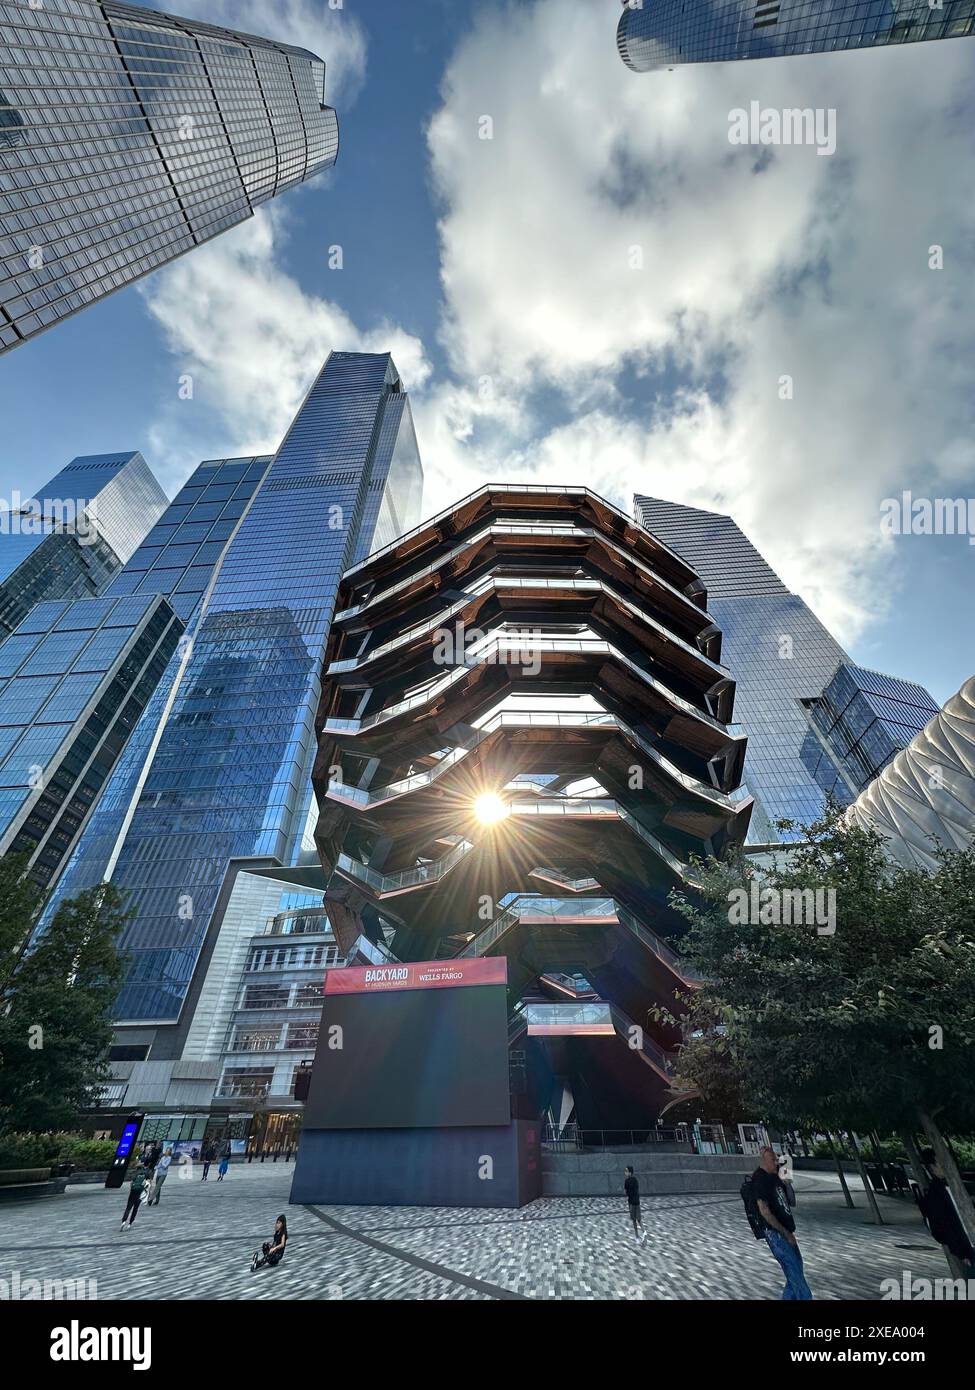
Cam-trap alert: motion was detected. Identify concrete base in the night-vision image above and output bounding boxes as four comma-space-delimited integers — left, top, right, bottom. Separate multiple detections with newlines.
291, 1120, 542, 1208
0, 1178, 68, 1203
542, 1150, 754, 1197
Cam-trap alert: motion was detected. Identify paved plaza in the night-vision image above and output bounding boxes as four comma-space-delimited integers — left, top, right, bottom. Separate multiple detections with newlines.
3, 1160, 951, 1301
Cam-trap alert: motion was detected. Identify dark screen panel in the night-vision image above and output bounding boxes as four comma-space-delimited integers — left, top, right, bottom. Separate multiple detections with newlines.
304, 983, 510, 1129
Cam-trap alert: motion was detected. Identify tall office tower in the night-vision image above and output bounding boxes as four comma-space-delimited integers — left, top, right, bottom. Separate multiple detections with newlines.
847, 675, 975, 872
634, 495, 849, 839
800, 661, 939, 804
0, 457, 269, 889
633, 496, 940, 840
0, 0, 339, 354
313, 486, 752, 1130
0, 452, 167, 637
41, 354, 422, 1084
617, 0, 974, 71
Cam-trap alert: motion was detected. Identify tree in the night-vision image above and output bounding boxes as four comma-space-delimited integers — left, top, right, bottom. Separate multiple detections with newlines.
0, 853, 43, 991
661, 809, 975, 1249
0, 882, 130, 1134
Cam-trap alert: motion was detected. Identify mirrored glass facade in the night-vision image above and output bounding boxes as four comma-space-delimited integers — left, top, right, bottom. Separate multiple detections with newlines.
0, 591, 181, 886
635, 494, 850, 839
800, 660, 938, 801
0, 451, 167, 636
2, 456, 267, 888
847, 674, 975, 872
0, 0, 339, 352
40, 353, 424, 1030
617, 0, 974, 70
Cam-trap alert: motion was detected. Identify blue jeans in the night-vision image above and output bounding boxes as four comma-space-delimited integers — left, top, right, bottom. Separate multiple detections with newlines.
765, 1229, 813, 1299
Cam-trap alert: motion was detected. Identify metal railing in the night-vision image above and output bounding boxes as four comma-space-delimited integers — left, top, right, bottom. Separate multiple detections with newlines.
542, 1125, 693, 1152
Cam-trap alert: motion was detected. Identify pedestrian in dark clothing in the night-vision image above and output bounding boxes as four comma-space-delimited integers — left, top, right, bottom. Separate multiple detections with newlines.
623, 1166, 648, 1245
251, 1215, 288, 1271
752, 1146, 812, 1299
120, 1165, 147, 1230
919, 1148, 975, 1275
201, 1140, 216, 1181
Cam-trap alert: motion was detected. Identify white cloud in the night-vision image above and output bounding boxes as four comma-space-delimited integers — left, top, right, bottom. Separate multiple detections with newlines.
161, 0, 367, 106
140, 206, 429, 492
423, 1, 975, 644
136, 0, 975, 652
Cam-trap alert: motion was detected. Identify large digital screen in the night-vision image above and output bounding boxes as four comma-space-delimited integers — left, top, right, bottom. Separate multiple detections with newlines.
303, 958, 510, 1130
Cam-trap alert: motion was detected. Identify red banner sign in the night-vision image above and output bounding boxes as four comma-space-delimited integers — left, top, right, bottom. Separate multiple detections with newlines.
324, 956, 507, 996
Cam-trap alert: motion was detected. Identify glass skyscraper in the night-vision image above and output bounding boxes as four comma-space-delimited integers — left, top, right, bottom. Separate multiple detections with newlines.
617, 0, 974, 71
0, 0, 339, 353
634, 496, 939, 841
634, 494, 850, 839
0, 451, 168, 636
41, 353, 423, 1043
0, 592, 182, 886
800, 660, 939, 802
0, 455, 269, 888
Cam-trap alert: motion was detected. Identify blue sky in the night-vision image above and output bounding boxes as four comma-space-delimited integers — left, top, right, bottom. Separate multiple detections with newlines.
1, 0, 973, 704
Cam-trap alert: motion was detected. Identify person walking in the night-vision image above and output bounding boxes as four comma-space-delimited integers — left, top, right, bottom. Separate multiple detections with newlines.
201, 1139, 215, 1182
150, 1147, 172, 1205
217, 1151, 230, 1181
624, 1165, 648, 1245
752, 1145, 812, 1299
120, 1164, 148, 1231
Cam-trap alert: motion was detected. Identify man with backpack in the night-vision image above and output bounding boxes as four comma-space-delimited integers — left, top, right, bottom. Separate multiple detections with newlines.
744, 1146, 813, 1299
119, 1163, 147, 1231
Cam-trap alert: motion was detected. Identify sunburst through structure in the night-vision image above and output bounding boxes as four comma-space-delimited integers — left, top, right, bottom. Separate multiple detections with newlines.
312, 484, 753, 1130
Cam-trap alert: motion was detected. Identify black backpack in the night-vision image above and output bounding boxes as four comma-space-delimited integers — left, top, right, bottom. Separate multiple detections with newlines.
740, 1174, 766, 1239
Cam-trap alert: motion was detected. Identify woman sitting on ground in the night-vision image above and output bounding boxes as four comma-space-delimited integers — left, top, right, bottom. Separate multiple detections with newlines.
252, 1215, 288, 1271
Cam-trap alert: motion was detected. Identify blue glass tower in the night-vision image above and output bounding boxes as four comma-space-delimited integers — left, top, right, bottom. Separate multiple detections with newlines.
0, 452, 167, 636
42, 354, 423, 1032
800, 661, 939, 803
634, 495, 850, 839
634, 497, 939, 841
617, 0, 974, 72
2, 456, 269, 888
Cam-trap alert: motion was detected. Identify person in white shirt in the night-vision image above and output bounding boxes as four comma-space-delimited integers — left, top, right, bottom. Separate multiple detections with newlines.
150, 1147, 173, 1206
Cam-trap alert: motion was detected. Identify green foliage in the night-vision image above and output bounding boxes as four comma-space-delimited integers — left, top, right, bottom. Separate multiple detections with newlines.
0, 853, 43, 990
664, 808, 975, 1139
0, 1131, 117, 1171
0, 881, 130, 1134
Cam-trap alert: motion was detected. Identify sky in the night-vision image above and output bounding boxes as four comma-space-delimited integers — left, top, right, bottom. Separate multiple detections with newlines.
1, 0, 973, 704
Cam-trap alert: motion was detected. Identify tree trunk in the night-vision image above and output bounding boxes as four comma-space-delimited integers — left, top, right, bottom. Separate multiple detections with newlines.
895, 1127, 966, 1276
849, 1130, 885, 1225
899, 1128, 927, 1194
827, 1131, 855, 1209
918, 1110, 975, 1248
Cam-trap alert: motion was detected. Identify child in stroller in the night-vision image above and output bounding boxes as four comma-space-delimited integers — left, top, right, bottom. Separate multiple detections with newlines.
251, 1214, 288, 1271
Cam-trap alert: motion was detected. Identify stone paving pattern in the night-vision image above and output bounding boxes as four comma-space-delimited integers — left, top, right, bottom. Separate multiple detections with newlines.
1, 1160, 951, 1301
